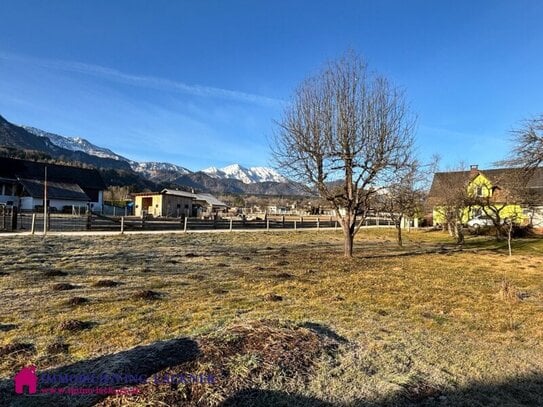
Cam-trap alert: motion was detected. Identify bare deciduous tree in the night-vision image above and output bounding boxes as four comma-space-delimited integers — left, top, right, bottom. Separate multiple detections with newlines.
500, 115, 543, 173
428, 165, 472, 245
379, 159, 435, 247
273, 53, 416, 257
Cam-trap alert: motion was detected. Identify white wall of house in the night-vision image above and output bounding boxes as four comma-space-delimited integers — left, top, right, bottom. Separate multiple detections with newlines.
19, 197, 100, 212
0, 195, 19, 206
95, 191, 103, 212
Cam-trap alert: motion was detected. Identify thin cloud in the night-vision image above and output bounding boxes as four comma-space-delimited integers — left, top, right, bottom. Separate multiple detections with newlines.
0, 51, 283, 107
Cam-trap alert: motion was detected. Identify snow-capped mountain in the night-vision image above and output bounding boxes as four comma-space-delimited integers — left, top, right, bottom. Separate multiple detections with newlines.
24, 126, 192, 177
131, 161, 192, 178
202, 163, 286, 184
21, 124, 286, 185
23, 126, 127, 161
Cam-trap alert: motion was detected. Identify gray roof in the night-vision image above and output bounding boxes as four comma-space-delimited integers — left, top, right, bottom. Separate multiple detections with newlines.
193, 193, 227, 207
0, 157, 106, 190
160, 189, 195, 198
20, 179, 90, 201
159, 189, 227, 207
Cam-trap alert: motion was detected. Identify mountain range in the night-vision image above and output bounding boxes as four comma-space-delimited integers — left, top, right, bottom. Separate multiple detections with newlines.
0, 114, 303, 195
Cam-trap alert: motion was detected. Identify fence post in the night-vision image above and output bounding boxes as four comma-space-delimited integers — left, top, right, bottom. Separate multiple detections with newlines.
335, 220, 337, 230
376, 217, 379, 226
184, 217, 188, 233
266, 219, 270, 231
317, 217, 320, 230
120, 216, 124, 234
300, 216, 303, 227
230, 218, 233, 232
294, 220, 297, 230
86, 213, 92, 230
31, 213, 36, 235
282, 215, 285, 228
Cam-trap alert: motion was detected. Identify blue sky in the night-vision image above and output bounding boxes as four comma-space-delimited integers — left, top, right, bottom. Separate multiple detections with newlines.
1, 1, 542, 171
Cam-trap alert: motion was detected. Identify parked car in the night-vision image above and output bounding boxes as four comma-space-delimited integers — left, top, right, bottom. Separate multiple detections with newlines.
466, 214, 495, 233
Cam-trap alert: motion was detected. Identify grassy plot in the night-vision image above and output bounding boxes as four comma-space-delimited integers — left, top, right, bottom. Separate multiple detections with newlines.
0, 229, 542, 406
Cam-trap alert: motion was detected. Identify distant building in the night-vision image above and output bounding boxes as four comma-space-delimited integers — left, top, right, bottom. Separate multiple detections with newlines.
134, 189, 227, 218
193, 193, 228, 214
0, 157, 106, 212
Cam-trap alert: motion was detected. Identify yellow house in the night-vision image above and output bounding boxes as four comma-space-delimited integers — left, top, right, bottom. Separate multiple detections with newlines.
134, 189, 194, 218
428, 165, 543, 226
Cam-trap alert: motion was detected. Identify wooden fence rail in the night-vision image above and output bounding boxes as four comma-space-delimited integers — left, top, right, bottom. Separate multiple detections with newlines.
2, 213, 398, 234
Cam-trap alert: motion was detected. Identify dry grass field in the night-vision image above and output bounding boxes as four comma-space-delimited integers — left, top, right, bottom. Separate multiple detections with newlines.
0, 229, 542, 406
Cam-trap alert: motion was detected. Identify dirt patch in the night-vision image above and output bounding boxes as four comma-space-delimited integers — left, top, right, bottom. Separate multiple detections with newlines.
98, 320, 339, 407
216, 263, 230, 268
43, 269, 68, 277
92, 279, 120, 288
185, 253, 200, 258
59, 319, 93, 332
274, 272, 294, 279
132, 290, 162, 300
66, 296, 89, 306
52, 283, 78, 291
46, 342, 70, 354
275, 260, 290, 266
264, 293, 283, 302
0, 323, 17, 332
0, 343, 35, 357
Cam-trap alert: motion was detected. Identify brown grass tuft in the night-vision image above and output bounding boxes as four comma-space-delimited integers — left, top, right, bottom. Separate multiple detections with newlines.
92, 279, 120, 287
59, 319, 93, 331
66, 296, 89, 306
132, 290, 162, 300
100, 320, 338, 406
264, 293, 283, 302
498, 279, 518, 302
0, 343, 35, 357
43, 269, 68, 277
46, 342, 70, 354
52, 283, 77, 291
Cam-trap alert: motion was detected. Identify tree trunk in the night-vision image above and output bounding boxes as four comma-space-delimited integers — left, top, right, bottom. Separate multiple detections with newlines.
455, 221, 464, 245
447, 221, 455, 237
342, 222, 354, 258
396, 219, 403, 247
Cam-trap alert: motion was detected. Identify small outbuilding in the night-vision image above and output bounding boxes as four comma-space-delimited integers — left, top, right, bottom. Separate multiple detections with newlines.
133, 189, 228, 218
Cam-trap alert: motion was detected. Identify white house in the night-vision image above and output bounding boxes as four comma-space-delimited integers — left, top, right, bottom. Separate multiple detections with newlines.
0, 157, 106, 213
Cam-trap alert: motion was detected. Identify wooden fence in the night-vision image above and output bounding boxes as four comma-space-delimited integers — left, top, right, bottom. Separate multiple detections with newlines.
3, 212, 398, 234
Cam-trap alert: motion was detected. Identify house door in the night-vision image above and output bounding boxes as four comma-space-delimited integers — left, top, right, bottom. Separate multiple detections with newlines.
142, 197, 153, 213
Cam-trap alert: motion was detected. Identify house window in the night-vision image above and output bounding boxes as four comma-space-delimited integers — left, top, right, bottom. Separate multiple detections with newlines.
476, 186, 484, 197
2, 184, 13, 196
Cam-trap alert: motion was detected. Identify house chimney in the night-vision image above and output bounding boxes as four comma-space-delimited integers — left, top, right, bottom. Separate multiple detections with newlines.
470, 164, 479, 174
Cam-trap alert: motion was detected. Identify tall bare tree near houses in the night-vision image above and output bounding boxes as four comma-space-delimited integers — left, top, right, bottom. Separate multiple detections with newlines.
273, 52, 416, 257
501, 114, 543, 174
379, 158, 435, 247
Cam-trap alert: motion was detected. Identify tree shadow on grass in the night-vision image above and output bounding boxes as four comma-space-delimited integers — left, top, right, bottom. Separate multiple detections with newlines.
0, 337, 199, 407
221, 372, 543, 407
